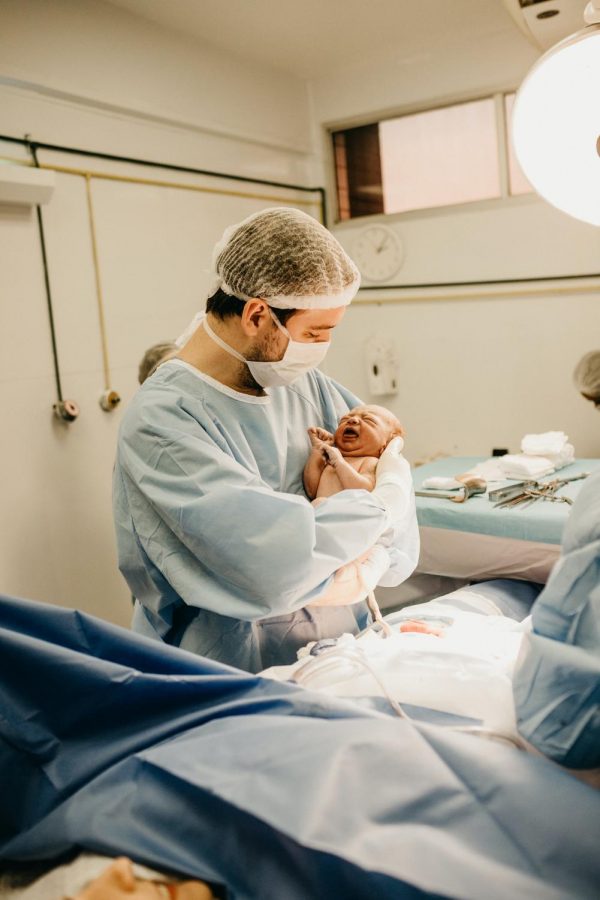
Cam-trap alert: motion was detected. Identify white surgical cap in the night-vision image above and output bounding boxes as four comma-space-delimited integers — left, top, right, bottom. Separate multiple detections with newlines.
211, 207, 360, 309
573, 350, 600, 398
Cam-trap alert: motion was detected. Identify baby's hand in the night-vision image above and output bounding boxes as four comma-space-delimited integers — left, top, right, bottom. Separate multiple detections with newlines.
308, 426, 334, 449
321, 444, 344, 468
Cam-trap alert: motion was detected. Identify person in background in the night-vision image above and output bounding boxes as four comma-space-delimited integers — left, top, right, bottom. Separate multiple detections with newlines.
573, 349, 600, 409
512, 352, 600, 780
113, 207, 417, 673
138, 341, 178, 385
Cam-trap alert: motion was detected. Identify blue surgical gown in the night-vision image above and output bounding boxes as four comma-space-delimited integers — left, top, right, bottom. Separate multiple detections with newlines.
513, 469, 600, 769
113, 360, 418, 672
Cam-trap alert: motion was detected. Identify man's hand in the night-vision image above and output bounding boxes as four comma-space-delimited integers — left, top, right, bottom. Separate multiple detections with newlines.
308, 426, 334, 449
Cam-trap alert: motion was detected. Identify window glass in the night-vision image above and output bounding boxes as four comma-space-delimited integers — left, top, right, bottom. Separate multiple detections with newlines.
379, 98, 501, 214
504, 93, 534, 196
332, 125, 383, 220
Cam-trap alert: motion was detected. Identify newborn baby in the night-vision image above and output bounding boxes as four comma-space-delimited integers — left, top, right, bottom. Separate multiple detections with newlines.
303, 404, 404, 638
303, 405, 404, 501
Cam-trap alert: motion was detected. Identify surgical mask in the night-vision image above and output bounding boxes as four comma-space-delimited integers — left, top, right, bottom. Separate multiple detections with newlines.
203, 309, 330, 388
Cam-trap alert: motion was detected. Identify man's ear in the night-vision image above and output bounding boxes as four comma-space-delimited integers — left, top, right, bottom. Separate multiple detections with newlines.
241, 299, 270, 335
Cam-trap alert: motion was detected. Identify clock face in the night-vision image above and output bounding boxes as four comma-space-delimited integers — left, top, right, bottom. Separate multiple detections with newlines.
353, 225, 404, 283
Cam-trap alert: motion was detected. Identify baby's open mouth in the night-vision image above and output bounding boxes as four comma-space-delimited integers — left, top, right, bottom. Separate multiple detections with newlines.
343, 426, 359, 437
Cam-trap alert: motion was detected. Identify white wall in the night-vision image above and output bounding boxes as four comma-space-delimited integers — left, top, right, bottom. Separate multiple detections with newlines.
310, 20, 600, 463
0, 0, 316, 625
1, 0, 598, 628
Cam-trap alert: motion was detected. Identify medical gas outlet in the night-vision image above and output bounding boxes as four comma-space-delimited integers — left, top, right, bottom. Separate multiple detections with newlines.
53, 399, 80, 423
365, 335, 399, 397
100, 389, 121, 412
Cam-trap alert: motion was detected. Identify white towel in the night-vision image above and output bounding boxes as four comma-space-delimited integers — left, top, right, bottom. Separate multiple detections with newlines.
463, 459, 506, 482
521, 431, 569, 456
422, 477, 464, 491
544, 443, 575, 469
498, 454, 555, 479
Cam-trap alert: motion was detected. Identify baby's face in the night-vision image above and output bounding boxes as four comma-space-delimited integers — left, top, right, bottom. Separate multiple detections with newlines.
334, 405, 402, 458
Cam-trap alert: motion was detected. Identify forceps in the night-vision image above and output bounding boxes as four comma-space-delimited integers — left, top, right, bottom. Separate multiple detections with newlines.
491, 472, 589, 509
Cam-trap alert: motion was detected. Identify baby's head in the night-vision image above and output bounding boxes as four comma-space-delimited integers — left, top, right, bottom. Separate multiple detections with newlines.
334, 405, 404, 458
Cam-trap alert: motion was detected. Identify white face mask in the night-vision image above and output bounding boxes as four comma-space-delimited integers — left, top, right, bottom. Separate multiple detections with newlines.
203, 309, 330, 388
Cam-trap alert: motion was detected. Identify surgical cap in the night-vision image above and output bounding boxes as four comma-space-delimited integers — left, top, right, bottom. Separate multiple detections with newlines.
212, 207, 360, 309
573, 350, 600, 399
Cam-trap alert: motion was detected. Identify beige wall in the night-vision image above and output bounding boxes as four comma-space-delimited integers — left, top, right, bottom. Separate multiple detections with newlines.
312, 14, 600, 464
0, 0, 315, 625
0, 0, 598, 627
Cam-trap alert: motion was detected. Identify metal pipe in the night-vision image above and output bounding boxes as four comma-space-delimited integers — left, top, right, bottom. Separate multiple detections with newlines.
358, 272, 600, 291
0, 132, 323, 198
28, 141, 64, 404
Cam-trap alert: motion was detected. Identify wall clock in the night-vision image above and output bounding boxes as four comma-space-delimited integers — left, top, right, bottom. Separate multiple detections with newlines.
353, 225, 404, 283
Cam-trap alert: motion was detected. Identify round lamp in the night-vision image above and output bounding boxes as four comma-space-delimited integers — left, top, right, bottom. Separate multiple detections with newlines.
512, 22, 600, 226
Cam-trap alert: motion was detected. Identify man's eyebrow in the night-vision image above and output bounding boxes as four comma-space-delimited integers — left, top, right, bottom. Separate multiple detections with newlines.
306, 323, 336, 330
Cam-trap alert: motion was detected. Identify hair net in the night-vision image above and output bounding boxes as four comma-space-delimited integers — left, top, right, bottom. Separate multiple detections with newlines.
212, 207, 360, 309
573, 350, 600, 398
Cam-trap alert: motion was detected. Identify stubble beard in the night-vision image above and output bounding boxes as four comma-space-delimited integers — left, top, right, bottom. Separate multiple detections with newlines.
238, 327, 283, 391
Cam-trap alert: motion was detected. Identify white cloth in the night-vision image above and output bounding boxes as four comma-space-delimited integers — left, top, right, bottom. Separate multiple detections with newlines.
262, 593, 527, 736
466, 437, 575, 483
499, 445, 575, 479
498, 454, 556, 479
543, 442, 575, 469
464, 458, 506, 482
521, 431, 569, 456
422, 476, 464, 491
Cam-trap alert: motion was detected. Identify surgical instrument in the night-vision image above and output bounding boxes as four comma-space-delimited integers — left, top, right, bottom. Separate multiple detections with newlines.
492, 472, 589, 509
416, 476, 487, 504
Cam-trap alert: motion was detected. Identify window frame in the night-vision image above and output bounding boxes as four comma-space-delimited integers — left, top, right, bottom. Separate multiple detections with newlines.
325, 89, 534, 226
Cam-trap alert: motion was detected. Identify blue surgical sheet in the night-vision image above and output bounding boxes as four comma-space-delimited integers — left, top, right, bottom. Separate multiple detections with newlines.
414, 457, 600, 544
1, 594, 599, 899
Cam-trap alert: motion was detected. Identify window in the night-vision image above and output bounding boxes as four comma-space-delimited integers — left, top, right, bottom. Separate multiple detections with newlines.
333, 125, 383, 219
504, 93, 534, 196
332, 93, 533, 221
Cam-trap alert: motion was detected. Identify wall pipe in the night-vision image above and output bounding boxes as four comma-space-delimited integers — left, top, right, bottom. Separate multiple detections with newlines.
27, 140, 79, 422
358, 274, 600, 291
0, 134, 327, 224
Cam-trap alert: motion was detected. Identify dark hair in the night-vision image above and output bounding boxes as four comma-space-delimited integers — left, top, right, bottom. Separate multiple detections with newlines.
205, 288, 297, 326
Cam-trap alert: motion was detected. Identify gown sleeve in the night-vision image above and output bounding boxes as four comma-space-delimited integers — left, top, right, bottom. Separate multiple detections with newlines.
512, 470, 600, 769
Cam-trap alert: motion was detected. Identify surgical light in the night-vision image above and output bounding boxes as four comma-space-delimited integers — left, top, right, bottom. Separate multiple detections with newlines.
512, 1, 600, 226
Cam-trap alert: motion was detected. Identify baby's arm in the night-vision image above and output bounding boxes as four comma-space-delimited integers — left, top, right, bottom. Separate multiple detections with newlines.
303, 448, 327, 500
304, 427, 334, 499
322, 446, 377, 492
